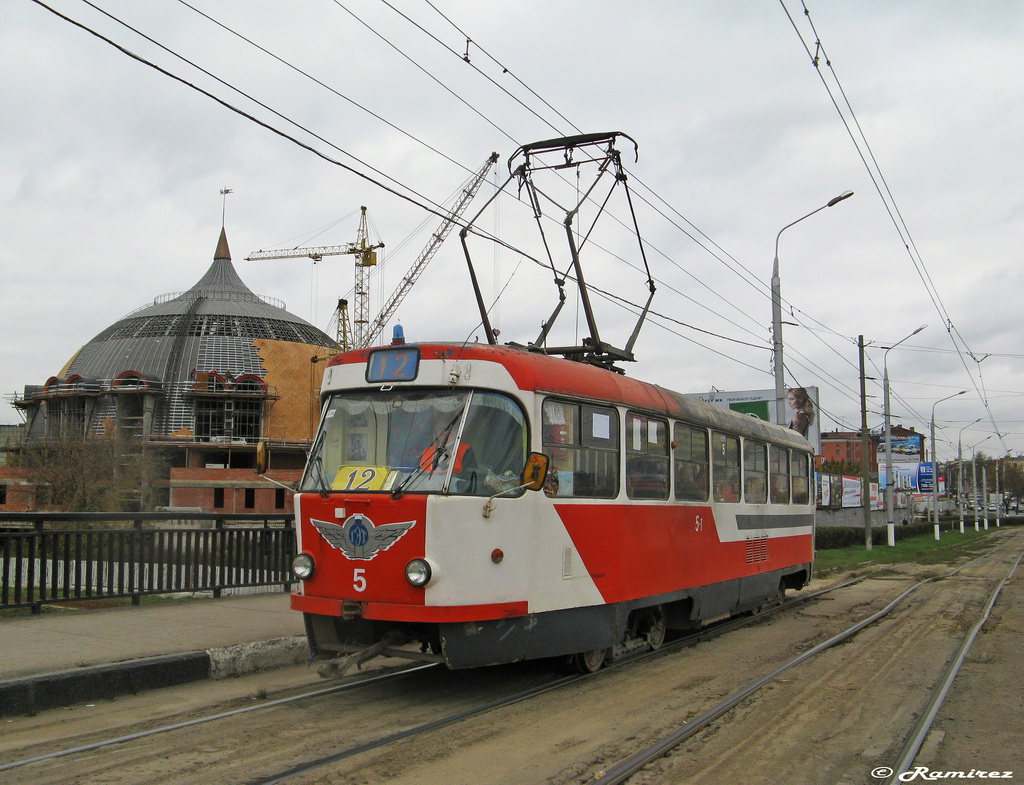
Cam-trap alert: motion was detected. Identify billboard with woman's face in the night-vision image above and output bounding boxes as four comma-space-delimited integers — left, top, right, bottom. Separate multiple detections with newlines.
687, 387, 820, 453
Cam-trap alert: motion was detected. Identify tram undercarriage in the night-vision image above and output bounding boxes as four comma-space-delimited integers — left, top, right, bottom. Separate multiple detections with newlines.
303, 564, 810, 676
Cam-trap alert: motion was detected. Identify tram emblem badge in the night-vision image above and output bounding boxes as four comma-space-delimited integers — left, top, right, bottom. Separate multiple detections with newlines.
310, 514, 416, 561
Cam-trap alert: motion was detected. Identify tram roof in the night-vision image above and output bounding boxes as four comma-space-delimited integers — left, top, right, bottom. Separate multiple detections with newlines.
328, 342, 810, 451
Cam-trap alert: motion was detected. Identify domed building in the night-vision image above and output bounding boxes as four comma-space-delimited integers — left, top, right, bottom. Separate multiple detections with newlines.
5, 228, 337, 512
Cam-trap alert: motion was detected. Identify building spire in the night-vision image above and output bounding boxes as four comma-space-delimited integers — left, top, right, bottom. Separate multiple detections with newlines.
214, 226, 231, 261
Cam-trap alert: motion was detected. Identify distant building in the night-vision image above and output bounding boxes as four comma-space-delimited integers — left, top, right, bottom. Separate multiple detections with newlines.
817, 431, 879, 473
1, 229, 336, 513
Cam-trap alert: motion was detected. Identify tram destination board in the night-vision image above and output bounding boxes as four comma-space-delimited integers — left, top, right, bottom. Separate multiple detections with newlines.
366, 347, 419, 382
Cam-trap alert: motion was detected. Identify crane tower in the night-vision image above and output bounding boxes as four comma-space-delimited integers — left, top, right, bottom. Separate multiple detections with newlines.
246, 153, 498, 349
245, 206, 383, 348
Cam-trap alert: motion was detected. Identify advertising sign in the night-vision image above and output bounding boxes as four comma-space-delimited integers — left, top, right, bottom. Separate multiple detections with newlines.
877, 433, 922, 463
842, 475, 863, 508
918, 462, 935, 494
687, 387, 820, 452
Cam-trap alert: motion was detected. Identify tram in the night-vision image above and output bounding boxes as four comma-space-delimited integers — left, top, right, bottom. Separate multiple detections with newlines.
283, 336, 815, 674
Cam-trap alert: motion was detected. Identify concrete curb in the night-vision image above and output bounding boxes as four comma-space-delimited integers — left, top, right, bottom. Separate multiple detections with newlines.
0, 635, 308, 717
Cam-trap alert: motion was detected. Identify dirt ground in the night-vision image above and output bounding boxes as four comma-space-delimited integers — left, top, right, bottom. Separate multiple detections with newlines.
2, 529, 1021, 785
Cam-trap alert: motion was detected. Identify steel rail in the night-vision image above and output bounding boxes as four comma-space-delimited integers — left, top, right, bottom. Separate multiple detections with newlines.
885, 550, 1024, 783
592, 538, 1022, 784
247, 578, 867, 784
595, 579, 935, 784
2, 544, 1006, 781
0, 664, 436, 774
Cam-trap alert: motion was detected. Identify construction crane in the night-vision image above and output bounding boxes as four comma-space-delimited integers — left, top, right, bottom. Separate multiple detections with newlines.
246, 152, 498, 349
245, 206, 383, 348
363, 152, 498, 347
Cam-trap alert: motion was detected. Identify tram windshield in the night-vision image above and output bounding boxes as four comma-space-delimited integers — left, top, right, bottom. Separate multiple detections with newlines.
301, 390, 528, 496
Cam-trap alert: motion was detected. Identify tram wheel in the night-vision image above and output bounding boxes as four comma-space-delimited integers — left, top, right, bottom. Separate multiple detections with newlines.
573, 648, 608, 674
642, 606, 667, 651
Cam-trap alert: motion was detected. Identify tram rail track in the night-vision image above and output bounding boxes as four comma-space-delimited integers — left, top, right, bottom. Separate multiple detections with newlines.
1, 538, 1017, 784
0, 575, 859, 780
590, 537, 1024, 784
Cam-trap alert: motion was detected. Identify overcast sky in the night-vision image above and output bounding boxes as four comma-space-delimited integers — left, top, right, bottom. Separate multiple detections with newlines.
2, 0, 1022, 461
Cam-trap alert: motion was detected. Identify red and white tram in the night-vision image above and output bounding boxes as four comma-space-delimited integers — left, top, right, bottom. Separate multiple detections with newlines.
285, 337, 815, 673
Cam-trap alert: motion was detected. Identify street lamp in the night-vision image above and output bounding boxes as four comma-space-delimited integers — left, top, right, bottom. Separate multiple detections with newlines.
883, 324, 927, 545
957, 418, 982, 532
772, 190, 854, 424
970, 436, 992, 531
931, 390, 967, 527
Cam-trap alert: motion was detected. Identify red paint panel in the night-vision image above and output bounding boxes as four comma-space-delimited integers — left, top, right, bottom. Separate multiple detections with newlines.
297, 494, 428, 606
555, 503, 812, 604
291, 592, 343, 616
363, 600, 529, 623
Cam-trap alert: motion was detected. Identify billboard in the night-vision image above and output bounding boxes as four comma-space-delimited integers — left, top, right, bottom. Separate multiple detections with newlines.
876, 432, 922, 464
687, 387, 820, 451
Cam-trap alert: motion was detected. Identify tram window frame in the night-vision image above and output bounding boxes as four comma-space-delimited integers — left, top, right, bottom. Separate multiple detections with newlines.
743, 440, 768, 504
625, 412, 669, 500
792, 451, 811, 505
712, 432, 741, 503
674, 423, 709, 502
542, 399, 619, 499
770, 445, 791, 504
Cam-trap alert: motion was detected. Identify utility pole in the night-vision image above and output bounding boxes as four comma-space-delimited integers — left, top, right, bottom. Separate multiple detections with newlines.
859, 335, 873, 550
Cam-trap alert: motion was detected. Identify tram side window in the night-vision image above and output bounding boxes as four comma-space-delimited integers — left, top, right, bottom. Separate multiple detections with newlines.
625, 413, 669, 500
744, 440, 768, 504
674, 423, 709, 502
712, 432, 741, 503
542, 400, 619, 498
792, 451, 811, 505
770, 446, 791, 504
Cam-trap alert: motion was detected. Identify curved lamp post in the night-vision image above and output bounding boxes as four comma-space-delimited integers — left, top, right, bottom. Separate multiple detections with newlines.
931, 390, 967, 527
772, 190, 854, 424
883, 324, 927, 545
957, 418, 982, 532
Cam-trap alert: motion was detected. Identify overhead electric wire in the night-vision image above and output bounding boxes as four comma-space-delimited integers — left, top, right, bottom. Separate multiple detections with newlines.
46, 0, 456, 224
328, 0, 523, 148
173, 0, 476, 179
38, 0, 996, 442
780, 0, 1008, 451
418, 0, 583, 136
376, 0, 573, 137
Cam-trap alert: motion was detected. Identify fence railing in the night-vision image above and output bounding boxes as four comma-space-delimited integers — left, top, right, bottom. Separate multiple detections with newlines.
0, 512, 296, 613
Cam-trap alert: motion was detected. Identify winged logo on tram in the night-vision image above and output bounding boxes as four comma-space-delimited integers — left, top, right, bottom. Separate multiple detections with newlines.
310, 514, 416, 561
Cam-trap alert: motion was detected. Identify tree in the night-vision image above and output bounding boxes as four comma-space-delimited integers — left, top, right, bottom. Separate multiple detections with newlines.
20, 430, 169, 512
1003, 460, 1024, 507
820, 458, 866, 477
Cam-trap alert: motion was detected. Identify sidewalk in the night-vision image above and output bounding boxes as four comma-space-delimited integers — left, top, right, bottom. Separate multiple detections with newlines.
0, 592, 308, 716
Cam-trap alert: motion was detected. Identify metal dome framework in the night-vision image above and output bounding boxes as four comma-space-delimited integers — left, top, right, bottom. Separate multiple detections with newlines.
17, 229, 336, 445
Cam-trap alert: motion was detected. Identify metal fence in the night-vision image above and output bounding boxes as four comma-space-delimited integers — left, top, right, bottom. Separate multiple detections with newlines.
0, 512, 296, 613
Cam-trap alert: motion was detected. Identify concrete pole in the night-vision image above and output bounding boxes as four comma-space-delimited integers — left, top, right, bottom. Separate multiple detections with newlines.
884, 368, 896, 546
983, 464, 989, 530
859, 336, 873, 550
931, 391, 967, 529
973, 452, 980, 531
883, 325, 926, 546
771, 191, 854, 426
957, 443, 965, 533
995, 458, 1002, 528
957, 419, 979, 534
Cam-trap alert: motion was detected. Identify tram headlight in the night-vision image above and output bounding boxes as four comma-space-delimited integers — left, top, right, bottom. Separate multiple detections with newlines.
405, 558, 432, 587
292, 553, 316, 580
